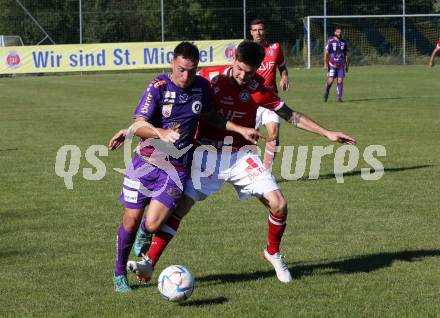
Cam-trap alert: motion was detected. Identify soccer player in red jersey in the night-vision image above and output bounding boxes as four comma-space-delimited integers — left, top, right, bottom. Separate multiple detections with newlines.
250, 19, 290, 169
126, 40, 356, 284
428, 37, 440, 67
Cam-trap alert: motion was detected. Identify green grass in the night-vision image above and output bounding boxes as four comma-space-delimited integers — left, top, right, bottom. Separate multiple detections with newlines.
1, 65, 439, 317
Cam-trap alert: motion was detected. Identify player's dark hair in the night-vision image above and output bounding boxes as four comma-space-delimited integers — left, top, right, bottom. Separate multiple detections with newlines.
174, 41, 199, 64
250, 18, 266, 28
334, 26, 343, 32
235, 40, 265, 67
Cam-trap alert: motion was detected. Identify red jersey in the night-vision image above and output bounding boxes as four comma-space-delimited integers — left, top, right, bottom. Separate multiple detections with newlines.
197, 66, 284, 149
437, 38, 440, 49
257, 42, 286, 93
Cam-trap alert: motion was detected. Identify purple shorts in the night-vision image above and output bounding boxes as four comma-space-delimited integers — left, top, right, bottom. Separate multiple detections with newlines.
327, 65, 345, 78
119, 153, 188, 210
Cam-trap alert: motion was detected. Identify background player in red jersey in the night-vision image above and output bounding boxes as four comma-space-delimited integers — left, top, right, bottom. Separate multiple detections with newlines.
127, 40, 356, 284
250, 18, 290, 169
428, 37, 440, 67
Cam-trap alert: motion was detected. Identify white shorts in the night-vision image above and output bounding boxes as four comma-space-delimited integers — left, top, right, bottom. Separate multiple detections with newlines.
255, 107, 280, 129
184, 147, 279, 202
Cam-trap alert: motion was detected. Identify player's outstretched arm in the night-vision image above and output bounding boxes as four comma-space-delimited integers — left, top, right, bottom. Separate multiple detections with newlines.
201, 111, 262, 144
107, 118, 181, 151
108, 129, 128, 150
275, 105, 356, 145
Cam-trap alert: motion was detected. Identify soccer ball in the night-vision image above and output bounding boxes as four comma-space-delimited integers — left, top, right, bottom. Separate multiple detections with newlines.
157, 265, 195, 302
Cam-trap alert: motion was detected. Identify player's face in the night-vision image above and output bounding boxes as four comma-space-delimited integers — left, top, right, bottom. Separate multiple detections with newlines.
250, 24, 265, 43
334, 29, 343, 39
231, 60, 257, 86
170, 56, 198, 88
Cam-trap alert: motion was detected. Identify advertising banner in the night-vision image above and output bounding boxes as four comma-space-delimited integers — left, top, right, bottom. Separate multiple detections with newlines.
0, 40, 240, 74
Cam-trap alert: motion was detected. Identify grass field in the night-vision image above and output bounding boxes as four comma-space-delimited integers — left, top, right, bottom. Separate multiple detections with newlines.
1, 65, 440, 317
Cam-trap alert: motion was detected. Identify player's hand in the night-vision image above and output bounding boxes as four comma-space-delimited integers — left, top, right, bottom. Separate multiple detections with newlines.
108, 129, 128, 150
325, 131, 357, 145
239, 127, 263, 144
323, 65, 328, 71
157, 128, 180, 143
279, 77, 290, 91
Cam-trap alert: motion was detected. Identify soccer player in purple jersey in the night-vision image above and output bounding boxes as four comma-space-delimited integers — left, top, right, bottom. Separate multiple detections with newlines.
323, 27, 349, 103
111, 41, 260, 293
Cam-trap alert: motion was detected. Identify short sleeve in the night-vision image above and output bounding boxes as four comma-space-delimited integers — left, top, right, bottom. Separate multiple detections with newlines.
276, 44, 286, 67
200, 77, 213, 113
255, 84, 284, 112
132, 81, 161, 120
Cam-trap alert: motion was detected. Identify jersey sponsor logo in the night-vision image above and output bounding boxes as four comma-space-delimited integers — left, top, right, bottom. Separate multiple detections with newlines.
193, 93, 203, 100
218, 108, 246, 120
162, 103, 173, 118
164, 91, 176, 99
258, 61, 276, 71
153, 80, 167, 88
219, 96, 234, 105
123, 188, 138, 203
269, 43, 278, 49
192, 100, 202, 114
244, 157, 265, 181
141, 93, 153, 113
123, 178, 141, 190
239, 90, 250, 102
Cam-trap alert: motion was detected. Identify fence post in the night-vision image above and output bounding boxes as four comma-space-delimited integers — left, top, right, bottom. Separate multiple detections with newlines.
324, 0, 327, 50
161, 0, 164, 42
243, 0, 246, 39
79, 0, 82, 44
307, 16, 311, 69
402, 0, 406, 64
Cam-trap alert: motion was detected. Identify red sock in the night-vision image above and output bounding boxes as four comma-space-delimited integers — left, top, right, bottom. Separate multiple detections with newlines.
266, 212, 286, 255
263, 140, 277, 169
147, 214, 181, 266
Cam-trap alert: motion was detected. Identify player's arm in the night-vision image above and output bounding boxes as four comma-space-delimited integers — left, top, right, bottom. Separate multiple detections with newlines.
345, 46, 350, 72
323, 50, 329, 70
429, 46, 440, 67
275, 104, 356, 144
108, 117, 180, 150
201, 111, 262, 144
278, 64, 290, 91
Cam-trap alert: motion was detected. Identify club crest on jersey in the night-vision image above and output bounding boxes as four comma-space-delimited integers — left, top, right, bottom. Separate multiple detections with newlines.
247, 79, 259, 91
178, 93, 189, 103
268, 49, 273, 56
192, 101, 202, 114
162, 104, 173, 118
239, 90, 250, 102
